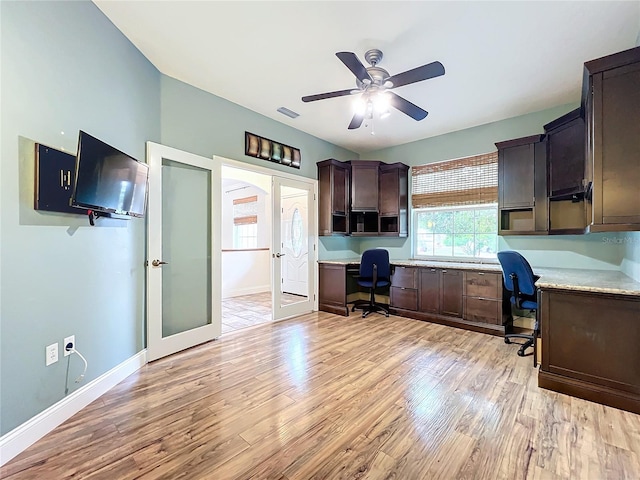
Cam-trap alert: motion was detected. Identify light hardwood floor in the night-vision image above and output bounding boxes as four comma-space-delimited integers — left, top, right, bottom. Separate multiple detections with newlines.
3, 311, 640, 479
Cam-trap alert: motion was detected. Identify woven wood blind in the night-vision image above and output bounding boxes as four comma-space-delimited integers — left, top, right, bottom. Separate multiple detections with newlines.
233, 195, 258, 225
411, 152, 498, 208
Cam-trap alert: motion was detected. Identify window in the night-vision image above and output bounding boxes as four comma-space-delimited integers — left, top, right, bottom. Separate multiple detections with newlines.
412, 152, 498, 260
232, 195, 258, 249
414, 204, 498, 259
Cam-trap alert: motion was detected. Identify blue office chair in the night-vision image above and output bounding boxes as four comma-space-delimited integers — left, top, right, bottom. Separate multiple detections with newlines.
351, 249, 391, 318
497, 250, 540, 366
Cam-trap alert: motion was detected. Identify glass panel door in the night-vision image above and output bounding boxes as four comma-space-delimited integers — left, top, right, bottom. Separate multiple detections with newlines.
147, 143, 221, 361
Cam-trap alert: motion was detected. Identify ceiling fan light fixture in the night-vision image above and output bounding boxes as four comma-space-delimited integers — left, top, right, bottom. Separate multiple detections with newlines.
302, 48, 444, 130
353, 97, 367, 116
373, 92, 390, 114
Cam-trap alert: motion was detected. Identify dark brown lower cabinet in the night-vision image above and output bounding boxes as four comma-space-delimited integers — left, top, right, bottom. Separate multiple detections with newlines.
390, 266, 418, 311
462, 271, 505, 331
417, 268, 463, 318
418, 268, 440, 313
318, 263, 349, 316
318, 262, 507, 337
538, 288, 640, 414
440, 270, 463, 317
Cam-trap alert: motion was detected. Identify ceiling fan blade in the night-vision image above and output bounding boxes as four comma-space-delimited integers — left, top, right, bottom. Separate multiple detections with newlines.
336, 52, 372, 84
348, 112, 364, 130
388, 92, 428, 121
386, 61, 445, 89
302, 89, 354, 102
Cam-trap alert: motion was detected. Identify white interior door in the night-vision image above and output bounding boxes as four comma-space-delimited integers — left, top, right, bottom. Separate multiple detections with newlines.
147, 142, 221, 362
272, 176, 316, 321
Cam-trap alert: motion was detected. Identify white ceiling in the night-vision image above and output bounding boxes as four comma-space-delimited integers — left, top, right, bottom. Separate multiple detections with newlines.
94, 1, 639, 154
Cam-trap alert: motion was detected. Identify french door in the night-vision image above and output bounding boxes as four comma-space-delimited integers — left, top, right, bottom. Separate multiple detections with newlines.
272, 176, 316, 321
146, 143, 221, 361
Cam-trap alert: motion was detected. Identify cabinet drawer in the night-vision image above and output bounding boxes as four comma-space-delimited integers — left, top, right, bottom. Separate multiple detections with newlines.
391, 287, 418, 311
464, 297, 501, 325
464, 272, 501, 299
391, 266, 417, 289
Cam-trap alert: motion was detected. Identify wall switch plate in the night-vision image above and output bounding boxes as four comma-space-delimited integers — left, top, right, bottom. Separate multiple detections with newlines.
46, 343, 58, 366
63, 335, 75, 356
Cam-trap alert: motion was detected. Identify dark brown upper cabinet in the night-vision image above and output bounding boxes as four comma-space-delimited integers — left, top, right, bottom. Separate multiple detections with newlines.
317, 159, 350, 235
349, 160, 380, 212
378, 162, 409, 237
317, 159, 409, 237
496, 134, 548, 235
544, 108, 588, 234
544, 108, 586, 199
582, 45, 640, 232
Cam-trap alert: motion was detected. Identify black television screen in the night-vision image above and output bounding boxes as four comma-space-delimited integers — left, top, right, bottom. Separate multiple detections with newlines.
71, 131, 149, 218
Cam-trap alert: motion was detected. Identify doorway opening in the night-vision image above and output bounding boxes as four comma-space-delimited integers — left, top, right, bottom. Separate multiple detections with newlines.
220, 161, 316, 334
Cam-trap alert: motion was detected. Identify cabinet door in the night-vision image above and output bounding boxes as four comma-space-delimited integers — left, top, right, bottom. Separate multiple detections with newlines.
317, 160, 349, 235
390, 287, 418, 311
547, 116, 586, 198
464, 272, 500, 299
391, 266, 417, 288
332, 165, 348, 215
499, 144, 535, 208
440, 270, 463, 317
351, 161, 379, 211
379, 167, 399, 215
419, 268, 440, 313
318, 263, 347, 315
595, 63, 640, 225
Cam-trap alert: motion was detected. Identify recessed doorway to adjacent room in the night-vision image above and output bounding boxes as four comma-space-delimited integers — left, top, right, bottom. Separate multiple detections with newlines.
220, 161, 317, 335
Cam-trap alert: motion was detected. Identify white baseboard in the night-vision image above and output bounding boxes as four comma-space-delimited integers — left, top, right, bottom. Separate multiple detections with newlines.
0, 350, 147, 466
223, 285, 270, 299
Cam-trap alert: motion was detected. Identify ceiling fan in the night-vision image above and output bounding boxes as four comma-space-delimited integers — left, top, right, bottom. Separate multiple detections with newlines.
302, 49, 445, 130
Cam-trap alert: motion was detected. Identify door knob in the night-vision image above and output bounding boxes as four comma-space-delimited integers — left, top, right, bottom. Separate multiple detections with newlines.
151, 259, 168, 267
274, 253, 286, 258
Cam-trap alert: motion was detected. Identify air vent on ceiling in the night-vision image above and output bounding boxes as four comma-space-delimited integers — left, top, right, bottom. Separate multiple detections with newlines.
277, 107, 300, 119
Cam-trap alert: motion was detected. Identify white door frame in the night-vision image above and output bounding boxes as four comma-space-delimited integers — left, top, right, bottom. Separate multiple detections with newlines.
146, 143, 222, 361
215, 155, 319, 315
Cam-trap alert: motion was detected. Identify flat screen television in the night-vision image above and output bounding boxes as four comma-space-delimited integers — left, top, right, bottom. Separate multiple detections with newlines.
70, 131, 149, 218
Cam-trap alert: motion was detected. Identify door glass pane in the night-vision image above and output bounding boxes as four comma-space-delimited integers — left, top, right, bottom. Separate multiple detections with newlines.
280, 185, 309, 308
162, 159, 212, 337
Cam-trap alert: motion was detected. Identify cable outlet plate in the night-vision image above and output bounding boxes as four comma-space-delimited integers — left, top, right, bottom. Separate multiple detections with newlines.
46, 343, 58, 366
63, 335, 75, 356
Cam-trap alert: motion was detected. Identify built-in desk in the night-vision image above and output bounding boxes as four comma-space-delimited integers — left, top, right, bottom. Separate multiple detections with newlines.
534, 268, 640, 414
318, 260, 511, 336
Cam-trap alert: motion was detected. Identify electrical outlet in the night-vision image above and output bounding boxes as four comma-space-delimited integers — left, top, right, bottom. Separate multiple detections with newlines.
46, 343, 58, 366
63, 335, 75, 356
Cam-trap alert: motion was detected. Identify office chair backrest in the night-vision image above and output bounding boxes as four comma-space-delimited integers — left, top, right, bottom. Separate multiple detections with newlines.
497, 250, 536, 296
360, 249, 391, 280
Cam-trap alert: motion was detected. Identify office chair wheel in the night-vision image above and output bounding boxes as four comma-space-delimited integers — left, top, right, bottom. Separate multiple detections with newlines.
504, 337, 511, 344
517, 348, 525, 357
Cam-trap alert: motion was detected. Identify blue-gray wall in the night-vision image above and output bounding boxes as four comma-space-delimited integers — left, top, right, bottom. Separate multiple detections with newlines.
0, 2, 357, 437
0, 1, 160, 435
160, 76, 357, 180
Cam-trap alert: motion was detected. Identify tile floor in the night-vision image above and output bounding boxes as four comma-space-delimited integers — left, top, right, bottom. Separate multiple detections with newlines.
221, 291, 305, 334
